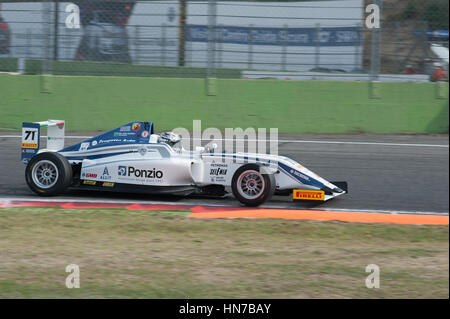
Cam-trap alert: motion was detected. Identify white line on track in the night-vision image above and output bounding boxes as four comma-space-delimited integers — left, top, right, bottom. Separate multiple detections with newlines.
0, 197, 447, 216
0, 135, 448, 148
273, 140, 449, 148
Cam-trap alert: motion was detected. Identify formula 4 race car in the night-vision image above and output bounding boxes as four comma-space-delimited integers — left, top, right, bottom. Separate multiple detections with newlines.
21, 120, 347, 206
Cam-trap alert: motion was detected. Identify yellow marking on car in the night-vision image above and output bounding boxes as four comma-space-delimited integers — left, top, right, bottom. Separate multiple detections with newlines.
293, 189, 325, 201
102, 182, 114, 187
22, 142, 38, 148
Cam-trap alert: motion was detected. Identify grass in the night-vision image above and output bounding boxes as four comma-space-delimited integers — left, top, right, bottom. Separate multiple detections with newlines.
0, 207, 448, 298
0, 74, 448, 134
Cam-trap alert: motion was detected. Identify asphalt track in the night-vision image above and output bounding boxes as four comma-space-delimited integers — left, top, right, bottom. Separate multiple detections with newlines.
0, 132, 448, 214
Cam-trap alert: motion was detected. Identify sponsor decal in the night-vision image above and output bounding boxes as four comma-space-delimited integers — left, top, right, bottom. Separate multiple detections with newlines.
82, 180, 97, 185
98, 138, 136, 144
293, 189, 325, 201
141, 131, 149, 138
132, 123, 141, 132
114, 131, 135, 137
85, 173, 97, 178
91, 140, 97, 146
118, 166, 127, 176
211, 163, 227, 167
290, 169, 310, 181
100, 166, 112, 180
102, 182, 115, 187
139, 147, 147, 156
79, 142, 90, 151
118, 165, 163, 179
120, 125, 131, 132
99, 138, 122, 144
210, 167, 227, 176
209, 163, 228, 182
21, 142, 38, 149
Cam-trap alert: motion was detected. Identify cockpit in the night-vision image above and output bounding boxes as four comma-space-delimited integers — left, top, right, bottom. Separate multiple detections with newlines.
149, 131, 217, 153
150, 131, 183, 151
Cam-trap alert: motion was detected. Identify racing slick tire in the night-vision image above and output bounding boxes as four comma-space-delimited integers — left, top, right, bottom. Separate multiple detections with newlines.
231, 164, 275, 207
25, 152, 73, 196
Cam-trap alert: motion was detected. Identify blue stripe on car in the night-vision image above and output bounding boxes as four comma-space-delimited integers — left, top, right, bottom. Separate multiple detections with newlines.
277, 162, 324, 189
63, 151, 133, 161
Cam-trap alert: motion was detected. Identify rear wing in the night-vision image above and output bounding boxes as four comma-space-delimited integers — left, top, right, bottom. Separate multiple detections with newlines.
21, 120, 65, 163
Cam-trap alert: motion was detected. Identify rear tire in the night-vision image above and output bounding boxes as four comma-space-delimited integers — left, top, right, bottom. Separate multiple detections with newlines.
25, 152, 72, 196
231, 164, 275, 207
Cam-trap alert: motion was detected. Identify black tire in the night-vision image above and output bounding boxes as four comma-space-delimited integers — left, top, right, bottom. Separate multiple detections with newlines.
25, 152, 73, 196
231, 164, 275, 207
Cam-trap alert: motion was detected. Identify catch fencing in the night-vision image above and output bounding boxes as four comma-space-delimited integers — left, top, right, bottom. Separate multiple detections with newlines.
0, 0, 448, 81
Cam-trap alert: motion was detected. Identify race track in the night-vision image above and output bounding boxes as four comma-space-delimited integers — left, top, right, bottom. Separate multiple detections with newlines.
0, 132, 448, 213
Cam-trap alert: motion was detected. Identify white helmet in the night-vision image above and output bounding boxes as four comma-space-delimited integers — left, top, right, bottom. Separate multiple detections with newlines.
158, 131, 181, 146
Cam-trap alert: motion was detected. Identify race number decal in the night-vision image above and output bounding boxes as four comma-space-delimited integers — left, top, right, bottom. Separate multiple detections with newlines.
22, 127, 39, 148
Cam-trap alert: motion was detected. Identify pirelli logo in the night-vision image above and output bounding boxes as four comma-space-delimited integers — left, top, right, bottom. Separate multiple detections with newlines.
22, 142, 38, 149
293, 189, 325, 201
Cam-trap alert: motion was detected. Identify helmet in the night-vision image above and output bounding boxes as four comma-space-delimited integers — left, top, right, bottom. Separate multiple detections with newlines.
158, 131, 181, 146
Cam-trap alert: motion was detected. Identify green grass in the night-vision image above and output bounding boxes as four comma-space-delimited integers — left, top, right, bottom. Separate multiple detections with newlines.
0, 207, 448, 298
0, 74, 448, 133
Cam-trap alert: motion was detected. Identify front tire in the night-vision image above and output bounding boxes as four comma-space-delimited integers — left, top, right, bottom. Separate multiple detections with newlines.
25, 152, 73, 196
231, 164, 275, 207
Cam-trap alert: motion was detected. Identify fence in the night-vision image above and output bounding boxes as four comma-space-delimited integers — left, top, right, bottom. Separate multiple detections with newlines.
0, 0, 448, 81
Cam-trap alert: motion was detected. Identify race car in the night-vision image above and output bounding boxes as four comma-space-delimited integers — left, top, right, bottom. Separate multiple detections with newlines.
21, 120, 347, 207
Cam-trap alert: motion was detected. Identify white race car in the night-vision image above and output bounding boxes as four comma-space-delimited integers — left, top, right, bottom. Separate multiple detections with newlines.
21, 120, 347, 206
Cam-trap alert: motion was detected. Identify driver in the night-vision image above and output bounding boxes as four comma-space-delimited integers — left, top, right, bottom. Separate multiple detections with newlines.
158, 132, 181, 147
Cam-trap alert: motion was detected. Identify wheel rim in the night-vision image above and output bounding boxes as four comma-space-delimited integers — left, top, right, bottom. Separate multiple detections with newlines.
236, 170, 265, 200
31, 160, 59, 189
